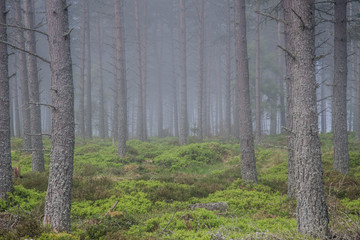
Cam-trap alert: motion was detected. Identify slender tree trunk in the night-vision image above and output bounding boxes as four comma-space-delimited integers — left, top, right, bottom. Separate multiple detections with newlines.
9, 73, 14, 138
356, 41, 360, 141
13, 64, 21, 137
85, 0, 92, 138
141, 0, 148, 140
255, 0, 261, 141
115, 0, 127, 157
97, 12, 105, 139
170, 10, 179, 138
0, 0, 13, 199
283, 0, 295, 199
78, 0, 86, 138
135, 0, 144, 140
289, 1, 330, 237
225, 0, 231, 141
178, 0, 188, 145
44, 0, 74, 232
154, 23, 164, 138
270, 102, 277, 135
234, 0, 257, 183
197, 0, 204, 141
13, 0, 31, 150
24, 0, 45, 172
333, 0, 349, 174
278, 4, 286, 132
320, 70, 327, 133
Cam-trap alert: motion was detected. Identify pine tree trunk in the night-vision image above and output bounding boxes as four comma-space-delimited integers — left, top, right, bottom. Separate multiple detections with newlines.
289, 1, 330, 237
0, 0, 13, 199
44, 0, 74, 232
78, 0, 86, 138
141, 0, 148, 140
332, 0, 349, 174
135, 0, 144, 140
24, 0, 45, 172
277, 4, 286, 132
255, 0, 261, 141
97, 12, 105, 139
283, 0, 295, 199
197, 0, 204, 141
178, 0, 188, 145
13, 0, 31, 150
115, 0, 127, 157
154, 23, 164, 138
85, 0, 92, 139
234, 0, 257, 183
356, 41, 360, 141
170, 10, 178, 138
13, 66, 21, 137
225, 0, 231, 141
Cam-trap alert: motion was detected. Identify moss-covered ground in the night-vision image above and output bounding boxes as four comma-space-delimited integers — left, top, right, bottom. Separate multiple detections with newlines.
1, 134, 359, 239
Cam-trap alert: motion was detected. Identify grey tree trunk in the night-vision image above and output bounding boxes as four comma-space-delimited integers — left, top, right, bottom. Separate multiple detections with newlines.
234, 0, 257, 183
13, 0, 31, 150
269, 102, 277, 135
24, 0, 45, 172
97, 12, 105, 139
0, 0, 13, 199
277, 4, 286, 132
225, 0, 231, 141
332, 0, 349, 174
85, 0, 92, 139
320, 72, 327, 133
44, 0, 74, 232
289, 0, 330, 237
356, 41, 360, 141
178, 0, 188, 145
170, 8, 179, 138
197, 0, 204, 142
78, 0, 86, 138
283, 0, 295, 199
255, 0, 261, 141
135, 0, 144, 141
13, 66, 21, 137
114, 0, 127, 157
141, 0, 148, 140
154, 23, 164, 138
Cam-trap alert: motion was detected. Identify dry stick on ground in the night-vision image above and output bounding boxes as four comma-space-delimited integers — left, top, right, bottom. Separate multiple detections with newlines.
104, 201, 119, 217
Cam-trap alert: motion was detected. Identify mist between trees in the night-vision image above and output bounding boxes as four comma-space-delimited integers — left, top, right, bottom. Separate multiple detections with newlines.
1, 0, 359, 238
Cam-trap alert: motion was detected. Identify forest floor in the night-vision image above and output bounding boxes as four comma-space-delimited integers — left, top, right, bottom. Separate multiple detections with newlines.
1, 134, 360, 239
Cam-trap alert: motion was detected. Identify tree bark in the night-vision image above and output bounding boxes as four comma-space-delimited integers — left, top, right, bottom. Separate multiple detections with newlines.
225, 0, 231, 141
85, 0, 92, 139
356, 41, 360, 141
332, 0, 349, 174
44, 0, 75, 232
255, 0, 261, 141
283, 0, 296, 199
278, 5, 286, 132
234, 0, 257, 183
13, 64, 21, 137
24, 0, 45, 172
178, 0, 188, 145
0, 0, 13, 199
197, 0, 204, 141
135, 0, 144, 141
78, 0, 86, 138
114, 0, 127, 157
97, 12, 105, 139
141, 0, 148, 140
289, 0, 330, 237
13, 0, 31, 150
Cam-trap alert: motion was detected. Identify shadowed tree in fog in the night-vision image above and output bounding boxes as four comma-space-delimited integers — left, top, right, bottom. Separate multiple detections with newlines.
114, 0, 127, 157
197, 0, 205, 142
24, 0, 45, 172
78, 0, 86, 139
85, 0, 92, 139
225, 0, 231, 141
332, 0, 349, 174
178, 0, 188, 145
13, 0, 31, 151
97, 11, 106, 139
0, 0, 13, 199
255, 0, 261, 141
234, 0, 257, 183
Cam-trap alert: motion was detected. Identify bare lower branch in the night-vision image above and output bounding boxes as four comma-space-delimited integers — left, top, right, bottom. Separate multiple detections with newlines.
277, 45, 295, 59
0, 23, 48, 37
28, 101, 56, 110
0, 40, 50, 64
255, 11, 287, 25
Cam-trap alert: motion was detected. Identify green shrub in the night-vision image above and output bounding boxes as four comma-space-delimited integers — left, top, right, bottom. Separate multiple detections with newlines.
72, 176, 114, 201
